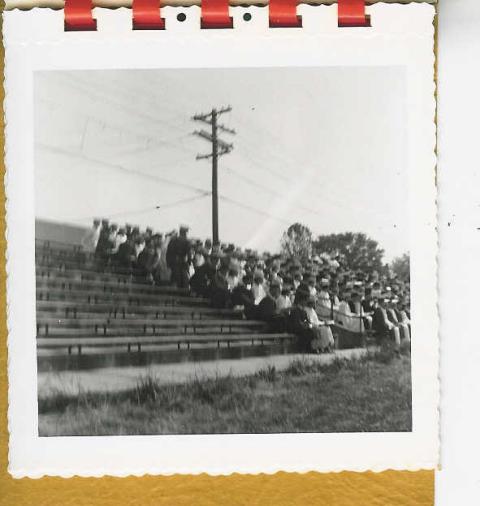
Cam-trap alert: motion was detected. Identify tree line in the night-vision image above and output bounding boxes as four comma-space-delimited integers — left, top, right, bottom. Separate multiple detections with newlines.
280, 222, 409, 279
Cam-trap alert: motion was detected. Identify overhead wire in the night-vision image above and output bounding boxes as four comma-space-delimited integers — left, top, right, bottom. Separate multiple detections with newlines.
37, 143, 210, 195
218, 194, 291, 225
70, 193, 211, 223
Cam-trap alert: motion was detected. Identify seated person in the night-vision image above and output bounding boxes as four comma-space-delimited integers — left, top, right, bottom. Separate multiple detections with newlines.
231, 274, 257, 319
288, 292, 333, 353
303, 296, 335, 352
349, 292, 373, 331
372, 296, 401, 346
256, 281, 287, 331
276, 285, 293, 311
210, 264, 231, 309
189, 252, 216, 298
317, 280, 331, 308
252, 270, 267, 305
387, 298, 410, 342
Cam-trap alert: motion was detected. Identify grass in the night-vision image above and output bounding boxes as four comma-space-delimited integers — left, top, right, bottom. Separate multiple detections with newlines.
38, 344, 412, 436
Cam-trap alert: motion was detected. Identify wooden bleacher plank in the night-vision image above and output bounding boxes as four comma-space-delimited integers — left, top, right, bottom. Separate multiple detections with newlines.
37, 332, 296, 349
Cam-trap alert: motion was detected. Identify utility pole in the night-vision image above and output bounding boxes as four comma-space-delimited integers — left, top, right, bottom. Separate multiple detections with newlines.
192, 106, 235, 246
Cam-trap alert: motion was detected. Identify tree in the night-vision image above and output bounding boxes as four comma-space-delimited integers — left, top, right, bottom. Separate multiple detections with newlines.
313, 232, 384, 273
281, 223, 313, 260
390, 253, 410, 281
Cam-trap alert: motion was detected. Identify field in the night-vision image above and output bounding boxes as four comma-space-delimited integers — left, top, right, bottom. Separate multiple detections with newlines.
38, 345, 412, 436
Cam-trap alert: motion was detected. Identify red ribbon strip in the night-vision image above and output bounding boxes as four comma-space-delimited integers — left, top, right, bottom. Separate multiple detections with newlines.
64, 0, 96, 31
132, 0, 165, 30
269, 0, 302, 28
338, 0, 370, 28
201, 0, 233, 29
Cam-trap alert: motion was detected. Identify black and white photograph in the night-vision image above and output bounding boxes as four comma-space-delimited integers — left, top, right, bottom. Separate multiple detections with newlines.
4, 3, 439, 476
34, 66, 413, 436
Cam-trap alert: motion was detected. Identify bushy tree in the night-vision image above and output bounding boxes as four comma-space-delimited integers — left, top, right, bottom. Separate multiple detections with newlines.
281, 223, 313, 260
313, 232, 384, 273
390, 253, 410, 281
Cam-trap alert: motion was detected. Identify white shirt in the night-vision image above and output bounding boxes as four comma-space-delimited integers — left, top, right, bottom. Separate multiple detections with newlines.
81, 225, 101, 253
252, 283, 266, 305
111, 233, 127, 253
318, 290, 330, 307
276, 295, 292, 310
304, 306, 322, 326
134, 241, 146, 258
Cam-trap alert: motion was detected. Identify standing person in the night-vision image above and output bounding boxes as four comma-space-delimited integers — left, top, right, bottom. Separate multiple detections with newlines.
107, 223, 118, 250
81, 219, 101, 254
95, 219, 111, 268
137, 241, 158, 283
166, 226, 191, 288
155, 231, 175, 284
115, 235, 137, 274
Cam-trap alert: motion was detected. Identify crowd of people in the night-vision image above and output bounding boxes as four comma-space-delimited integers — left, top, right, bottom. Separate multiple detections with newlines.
81, 219, 411, 353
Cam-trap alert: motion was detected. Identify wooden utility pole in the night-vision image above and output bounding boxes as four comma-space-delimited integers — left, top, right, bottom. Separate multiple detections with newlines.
192, 106, 235, 246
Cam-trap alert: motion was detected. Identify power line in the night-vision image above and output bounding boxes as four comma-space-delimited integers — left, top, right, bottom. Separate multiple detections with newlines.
219, 194, 291, 225
70, 193, 211, 223
37, 143, 210, 196
224, 165, 332, 219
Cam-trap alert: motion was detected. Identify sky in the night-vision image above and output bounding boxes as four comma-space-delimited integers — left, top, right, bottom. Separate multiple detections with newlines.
34, 66, 408, 261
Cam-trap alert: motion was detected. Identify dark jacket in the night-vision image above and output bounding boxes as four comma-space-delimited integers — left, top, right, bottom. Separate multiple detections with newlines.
257, 295, 277, 322
372, 306, 391, 333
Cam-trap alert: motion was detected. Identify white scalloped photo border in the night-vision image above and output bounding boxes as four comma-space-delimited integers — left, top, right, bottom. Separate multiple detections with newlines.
3, 3, 438, 477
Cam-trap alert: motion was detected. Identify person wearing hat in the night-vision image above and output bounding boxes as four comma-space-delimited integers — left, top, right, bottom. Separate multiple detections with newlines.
166, 225, 191, 288
268, 260, 283, 286
94, 218, 111, 266
335, 292, 365, 333
317, 279, 331, 308
231, 274, 256, 319
137, 240, 158, 284
252, 269, 267, 305
256, 281, 287, 331
387, 298, 410, 342
372, 295, 400, 346
115, 233, 137, 274
288, 291, 332, 353
190, 251, 216, 298
303, 295, 335, 352
210, 262, 230, 309
349, 292, 372, 331
277, 284, 293, 311
81, 218, 101, 254
110, 226, 127, 255
306, 274, 317, 297
292, 271, 303, 291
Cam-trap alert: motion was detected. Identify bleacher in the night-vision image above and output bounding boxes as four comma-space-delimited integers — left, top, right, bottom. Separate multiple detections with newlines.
35, 239, 299, 365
